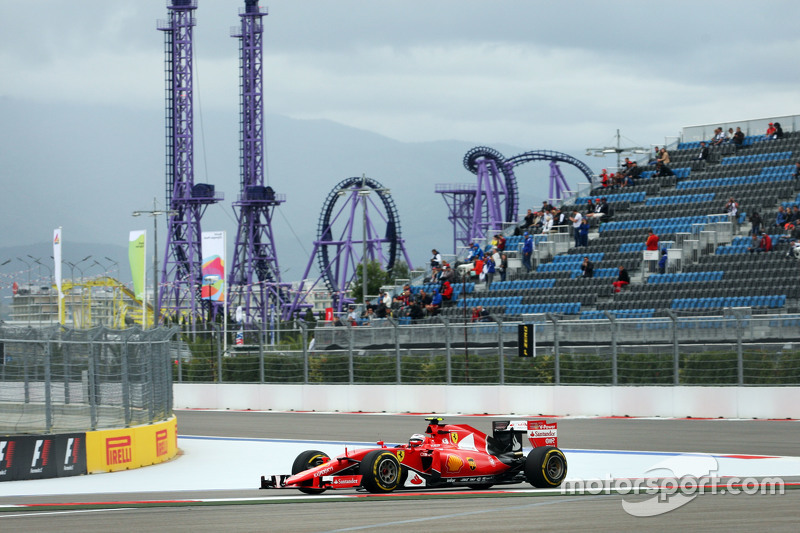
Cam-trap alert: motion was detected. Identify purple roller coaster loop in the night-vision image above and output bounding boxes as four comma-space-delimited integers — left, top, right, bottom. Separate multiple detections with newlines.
284, 176, 413, 319
228, 0, 286, 327
157, 0, 221, 327
437, 147, 594, 254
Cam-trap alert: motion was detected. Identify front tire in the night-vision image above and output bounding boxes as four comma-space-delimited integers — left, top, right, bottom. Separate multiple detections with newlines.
359, 450, 402, 493
292, 450, 330, 494
525, 447, 567, 488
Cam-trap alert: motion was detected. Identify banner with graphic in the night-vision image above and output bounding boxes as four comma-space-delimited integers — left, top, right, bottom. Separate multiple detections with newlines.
128, 230, 146, 301
201, 231, 226, 302
53, 228, 62, 297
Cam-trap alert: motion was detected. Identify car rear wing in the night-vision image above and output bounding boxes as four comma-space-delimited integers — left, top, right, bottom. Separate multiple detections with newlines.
492, 420, 558, 450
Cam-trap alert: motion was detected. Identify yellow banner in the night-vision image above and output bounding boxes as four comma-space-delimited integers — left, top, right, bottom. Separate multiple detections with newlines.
86, 417, 178, 473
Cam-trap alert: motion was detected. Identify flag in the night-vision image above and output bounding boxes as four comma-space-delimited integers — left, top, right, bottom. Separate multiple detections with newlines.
201, 231, 226, 302
53, 228, 63, 298
129, 230, 147, 301
235, 330, 244, 346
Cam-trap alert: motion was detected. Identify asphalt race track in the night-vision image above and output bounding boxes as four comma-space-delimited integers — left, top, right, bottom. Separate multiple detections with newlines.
0, 411, 798, 532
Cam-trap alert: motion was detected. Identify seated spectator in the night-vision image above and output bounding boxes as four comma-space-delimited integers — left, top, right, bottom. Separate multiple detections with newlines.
787, 240, 800, 259
696, 141, 709, 161
731, 126, 745, 147
655, 161, 674, 177
541, 211, 554, 233
417, 289, 432, 308
657, 147, 671, 165
430, 249, 442, 269
467, 243, 484, 261
658, 248, 668, 274
793, 162, 800, 181
749, 210, 762, 236
347, 305, 359, 326
748, 232, 772, 253
646, 229, 659, 251
725, 127, 735, 142
586, 197, 609, 220
773, 206, 788, 228
408, 301, 424, 320
441, 280, 454, 301
552, 208, 568, 228
710, 127, 725, 146
585, 198, 595, 214
765, 122, 777, 139
471, 305, 490, 322
787, 206, 800, 230
773, 122, 784, 139
521, 209, 535, 231
581, 256, 594, 278
612, 265, 630, 293
439, 263, 454, 284
495, 233, 506, 251
426, 289, 443, 314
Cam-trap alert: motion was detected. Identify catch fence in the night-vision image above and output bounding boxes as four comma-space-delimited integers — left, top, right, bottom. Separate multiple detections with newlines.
0, 325, 177, 434
175, 313, 800, 386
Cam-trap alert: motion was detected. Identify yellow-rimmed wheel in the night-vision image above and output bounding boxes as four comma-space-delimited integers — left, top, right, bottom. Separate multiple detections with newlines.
359, 450, 402, 493
525, 447, 567, 488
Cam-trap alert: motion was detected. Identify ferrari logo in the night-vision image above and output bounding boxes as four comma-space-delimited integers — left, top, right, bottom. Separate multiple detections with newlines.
396, 450, 405, 462
450, 432, 459, 444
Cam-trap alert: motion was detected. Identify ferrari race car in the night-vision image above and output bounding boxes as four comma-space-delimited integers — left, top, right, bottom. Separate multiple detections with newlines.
260, 417, 567, 494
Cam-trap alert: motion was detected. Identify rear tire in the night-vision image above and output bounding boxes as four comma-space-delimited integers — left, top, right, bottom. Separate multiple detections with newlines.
292, 450, 330, 494
525, 447, 567, 488
359, 450, 402, 493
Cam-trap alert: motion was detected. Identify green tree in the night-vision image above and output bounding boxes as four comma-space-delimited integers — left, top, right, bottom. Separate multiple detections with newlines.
351, 260, 410, 303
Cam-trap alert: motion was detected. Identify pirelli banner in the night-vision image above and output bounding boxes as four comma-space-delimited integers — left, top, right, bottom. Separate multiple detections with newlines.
0, 434, 86, 481
86, 416, 178, 473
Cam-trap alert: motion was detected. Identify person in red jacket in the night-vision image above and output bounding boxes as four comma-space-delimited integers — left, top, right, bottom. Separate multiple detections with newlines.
645, 230, 660, 251
748, 232, 772, 253
440, 280, 454, 301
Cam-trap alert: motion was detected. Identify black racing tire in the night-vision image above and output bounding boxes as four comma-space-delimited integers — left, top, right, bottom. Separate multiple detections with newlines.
292, 450, 330, 494
524, 446, 568, 488
359, 450, 403, 493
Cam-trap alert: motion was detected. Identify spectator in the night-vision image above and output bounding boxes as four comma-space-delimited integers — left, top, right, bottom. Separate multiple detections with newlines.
600, 169, 610, 188
430, 249, 442, 269
748, 232, 772, 253
787, 240, 800, 259
726, 127, 735, 142
472, 257, 485, 280
585, 198, 595, 214
570, 210, 583, 247
793, 162, 800, 181
468, 243, 484, 261
586, 197, 609, 220
347, 305, 359, 326
441, 280, 454, 301
657, 147, 671, 166
578, 217, 590, 247
774, 205, 788, 229
426, 289, 443, 315
658, 248, 668, 274
731, 126, 745, 147
612, 265, 631, 292
522, 209, 535, 232
710, 127, 725, 146
408, 301, 425, 321
541, 211, 554, 234
484, 254, 496, 287
749, 210, 762, 236
581, 256, 594, 278
440, 263, 454, 284
499, 253, 508, 282
552, 208, 568, 228
612, 265, 630, 293
471, 306, 489, 322
645, 229, 660, 251
655, 161, 674, 177
696, 141, 709, 161
788, 206, 800, 229
725, 197, 739, 224
765, 122, 777, 139
521, 232, 534, 273
773, 122, 784, 139
495, 233, 506, 252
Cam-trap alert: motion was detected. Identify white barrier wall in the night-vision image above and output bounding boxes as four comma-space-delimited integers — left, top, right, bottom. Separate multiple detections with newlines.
173, 384, 800, 419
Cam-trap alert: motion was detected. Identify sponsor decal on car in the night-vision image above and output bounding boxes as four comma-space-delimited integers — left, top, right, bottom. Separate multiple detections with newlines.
445, 454, 464, 473
450, 432, 459, 444
406, 473, 426, 487
467, 457, 477, 470
396, 450, 405, 462
313, 465, 335, 478
332, 475, 362, 487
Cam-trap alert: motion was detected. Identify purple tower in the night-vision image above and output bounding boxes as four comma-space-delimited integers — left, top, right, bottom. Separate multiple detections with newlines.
228, 0, 287, 325
158, 0, 222, 325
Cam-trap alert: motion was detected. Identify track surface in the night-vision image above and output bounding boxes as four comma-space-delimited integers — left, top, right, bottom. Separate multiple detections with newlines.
1, 411, 798, 532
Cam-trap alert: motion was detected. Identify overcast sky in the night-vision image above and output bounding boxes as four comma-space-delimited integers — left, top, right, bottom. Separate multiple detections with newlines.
1, 0, 798, 281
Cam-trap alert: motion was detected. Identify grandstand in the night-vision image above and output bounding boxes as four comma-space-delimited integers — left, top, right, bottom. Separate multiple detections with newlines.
410, 122, 800, 324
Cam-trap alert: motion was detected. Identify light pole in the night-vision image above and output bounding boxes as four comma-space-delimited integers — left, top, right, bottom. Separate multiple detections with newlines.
133, 197, 178, 328
104, 256, 120, 280
585, 129, 648, 173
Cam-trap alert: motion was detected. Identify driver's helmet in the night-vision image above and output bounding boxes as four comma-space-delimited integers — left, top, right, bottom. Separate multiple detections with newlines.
409, 433, 427, 447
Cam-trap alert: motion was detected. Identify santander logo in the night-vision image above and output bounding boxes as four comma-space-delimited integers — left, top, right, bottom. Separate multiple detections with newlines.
410, 474, 424, 485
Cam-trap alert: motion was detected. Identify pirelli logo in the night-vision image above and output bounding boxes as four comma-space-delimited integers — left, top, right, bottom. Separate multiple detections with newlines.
156, 430, 168, 457
106, 436, 133, 466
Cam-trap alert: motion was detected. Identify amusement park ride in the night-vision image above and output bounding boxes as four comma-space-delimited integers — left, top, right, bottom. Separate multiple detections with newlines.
138, 0, 599, 328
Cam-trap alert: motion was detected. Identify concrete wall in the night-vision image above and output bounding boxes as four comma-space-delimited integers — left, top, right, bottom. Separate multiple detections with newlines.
173, 384, 800, 419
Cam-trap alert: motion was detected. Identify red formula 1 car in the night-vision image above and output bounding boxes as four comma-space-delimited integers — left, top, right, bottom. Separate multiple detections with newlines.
260, 417, 567, 494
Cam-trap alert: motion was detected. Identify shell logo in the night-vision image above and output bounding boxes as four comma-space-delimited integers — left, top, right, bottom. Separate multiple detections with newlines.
396, 450, 405, 463
445, 454, 464, 473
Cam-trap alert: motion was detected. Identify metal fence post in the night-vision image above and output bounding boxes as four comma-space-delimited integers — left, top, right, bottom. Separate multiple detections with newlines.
347, 324, 355, 384
548, 314, 560, 385
604, 311, 618, 385
437, 316, 452, 384
299, 321, 309, 384
121, 332, 131, 427
388, 318, 401, 384
493, 316, 504, 385
44, 340, 53, 433
258, 326, 265, 384
736, 312, 744, 385
667, 310, 680, 385
215, 325, 224, 383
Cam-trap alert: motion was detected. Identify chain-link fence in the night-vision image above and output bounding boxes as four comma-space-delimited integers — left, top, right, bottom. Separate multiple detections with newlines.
0, 325, 177, 434
176, 313, 800, 386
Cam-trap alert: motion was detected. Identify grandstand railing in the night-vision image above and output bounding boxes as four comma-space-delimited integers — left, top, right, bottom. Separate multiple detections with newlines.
0, 325, 177, 434
174, 314, 800, 386
682, 114, 799, 144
